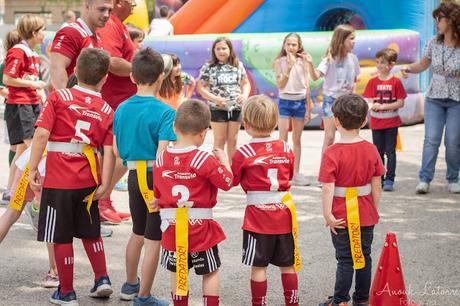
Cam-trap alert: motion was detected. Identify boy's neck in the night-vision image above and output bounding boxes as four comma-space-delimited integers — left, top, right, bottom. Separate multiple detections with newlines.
337, 129, 363, 143
136, 83, 160, 97
378, 72, 393, 81
174, 137, 201, 149
77, 82, 100, 92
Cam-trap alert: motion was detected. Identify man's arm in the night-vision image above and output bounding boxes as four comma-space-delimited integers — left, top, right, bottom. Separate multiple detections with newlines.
50, 52, 71, 90
109, 57, 131, 77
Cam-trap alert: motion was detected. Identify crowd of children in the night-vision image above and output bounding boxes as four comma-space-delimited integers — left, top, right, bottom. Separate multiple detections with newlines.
1, 0, 460, 305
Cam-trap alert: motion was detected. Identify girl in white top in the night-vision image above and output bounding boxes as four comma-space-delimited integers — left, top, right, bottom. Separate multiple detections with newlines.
273, 33, 312, 186
308, 25, 361, 155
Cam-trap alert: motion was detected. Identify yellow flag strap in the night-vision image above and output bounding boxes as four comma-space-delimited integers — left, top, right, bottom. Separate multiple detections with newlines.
281, 192, 302, 272
345, 187, 365, 270
175, 206, 189, 296
82, 145, 99, 224
135, 161, 156, 213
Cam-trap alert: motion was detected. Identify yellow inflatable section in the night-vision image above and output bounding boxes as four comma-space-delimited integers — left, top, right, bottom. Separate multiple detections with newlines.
124, 0, 150, 32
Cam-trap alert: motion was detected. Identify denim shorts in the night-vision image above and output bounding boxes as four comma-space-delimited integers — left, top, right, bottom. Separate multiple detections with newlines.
322, 95, 336, 118
278, 98, 306, 120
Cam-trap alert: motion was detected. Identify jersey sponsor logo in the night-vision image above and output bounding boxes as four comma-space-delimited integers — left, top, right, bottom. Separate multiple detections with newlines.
265, 143, 272, 152
174, 156, 180, 166
269, 156, 290, 165
82, 109, 102, 122
174, 172, 197, 180
254, 156, 271, 165
162, 170, 176, 179
68, 104, 85, 114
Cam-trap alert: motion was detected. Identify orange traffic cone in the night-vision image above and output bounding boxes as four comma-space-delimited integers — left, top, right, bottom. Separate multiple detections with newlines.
369, 233, 419, 306
396, 132, 403, 152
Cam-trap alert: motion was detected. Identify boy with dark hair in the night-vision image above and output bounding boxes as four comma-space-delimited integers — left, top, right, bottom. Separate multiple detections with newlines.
318, 93, 385, 306
114, 47, 172, 306
232, 95, 300, 306
363, 48, 407, 191
28, 48, 115, 305
153, 99, 233, 306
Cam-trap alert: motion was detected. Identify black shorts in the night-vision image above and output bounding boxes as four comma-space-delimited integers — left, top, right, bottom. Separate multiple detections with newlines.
128, 170, 162, 241
242, 230, 294, 267
210, 108, 241, 122
161, 245, 221, 275
37, 187, 101, 243
5, 103, 41, 145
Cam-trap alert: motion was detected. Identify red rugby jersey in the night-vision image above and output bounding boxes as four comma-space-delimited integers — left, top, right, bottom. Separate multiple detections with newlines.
51, 18, 101, 77
36, 85, 113, 189
98, 14, 136, 110
153, 146, 233, 252
232, 137, 295, 234
4, 41, 41, 104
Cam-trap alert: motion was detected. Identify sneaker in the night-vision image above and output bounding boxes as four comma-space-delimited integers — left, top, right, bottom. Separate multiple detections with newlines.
44, 271, 60, 288
318, 297, 348, 306
24, 201, 40, 232
50, 287, 78, 306
100, 226, 113, 238
133, 295, 170, 306
99, 199, 122, 224
383, 180, 394, 192
448, 182, 460, 194
117, 210, 131, 221
292, 173, 311, 186
415, 181, 430, 194
89, 275, 113, 298
0, 191, 11, 205
120, 278, 140, 301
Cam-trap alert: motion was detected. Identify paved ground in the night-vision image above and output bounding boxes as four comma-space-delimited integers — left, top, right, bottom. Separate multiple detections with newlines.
0, 119, 459, 306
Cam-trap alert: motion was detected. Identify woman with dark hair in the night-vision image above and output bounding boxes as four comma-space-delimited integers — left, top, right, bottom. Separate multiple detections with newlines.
197, 37, 251, 160
402, 0, 460, 194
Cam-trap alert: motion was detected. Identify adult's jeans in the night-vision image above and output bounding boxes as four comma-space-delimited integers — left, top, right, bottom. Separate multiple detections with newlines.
331, 226, 374, 304
419, 97, 460, 183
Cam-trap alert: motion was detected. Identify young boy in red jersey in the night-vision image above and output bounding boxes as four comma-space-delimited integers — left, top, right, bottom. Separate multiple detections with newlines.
232, 95, 300, 306
318, 94, 385, 306
152, 99, 233, 306
363, 48, 407, 192
28, 48, 115, 305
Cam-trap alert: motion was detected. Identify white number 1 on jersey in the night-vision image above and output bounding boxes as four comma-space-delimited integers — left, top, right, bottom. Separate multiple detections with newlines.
267, 168, 279, 191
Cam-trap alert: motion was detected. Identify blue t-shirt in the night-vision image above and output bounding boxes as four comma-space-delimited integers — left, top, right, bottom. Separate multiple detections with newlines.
114, 95, 176, 162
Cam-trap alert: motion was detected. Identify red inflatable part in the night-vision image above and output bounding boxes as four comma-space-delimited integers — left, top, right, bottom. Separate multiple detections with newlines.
369, 233, 419, 306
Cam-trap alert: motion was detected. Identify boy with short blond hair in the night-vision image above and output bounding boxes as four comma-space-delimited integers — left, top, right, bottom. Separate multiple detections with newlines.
363, 48, 407, 191
318, 93, 385, 306
29, 48, 115, 305
232, 95, 300, 306
114, 47, 173, 306
153, 99, 233, 306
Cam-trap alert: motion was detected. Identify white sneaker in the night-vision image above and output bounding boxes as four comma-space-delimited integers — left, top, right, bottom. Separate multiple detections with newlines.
415, 182, 430, 194
448, 182, 460, 194
24, 201, 39, 232
292, 173, 310, 186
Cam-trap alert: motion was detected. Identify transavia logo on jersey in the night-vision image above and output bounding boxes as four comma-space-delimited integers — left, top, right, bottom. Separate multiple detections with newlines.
254, 156, 290, 165
68, 104, 85, 114
162, 170, 197, 180
254, 156, 271, 165
82, 110, 102, 122
162, 170, 176, 179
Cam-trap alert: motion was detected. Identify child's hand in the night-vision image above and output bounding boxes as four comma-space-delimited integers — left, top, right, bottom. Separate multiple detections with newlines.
214, 96, 227, 107
299, 52, 313, 64
235, 95, 246, 105
212, 148, 228, 164
287, 52, 296, 69
371, 103, 383, 111
31, 80, 47, 90
149, 197, 159, 212
324, 213, 346, 235
400, 66, 411, 79
28, 168, 42, 194
86, 184, 108, 202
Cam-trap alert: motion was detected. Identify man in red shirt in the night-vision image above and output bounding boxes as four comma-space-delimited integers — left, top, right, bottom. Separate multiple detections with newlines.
154, 99, 233, 306
231, 96, 299, 306
50, 0, 113, 90
96, 0, 137, 224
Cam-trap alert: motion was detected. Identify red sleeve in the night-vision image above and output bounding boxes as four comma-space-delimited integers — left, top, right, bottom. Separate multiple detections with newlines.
372, 146, 386, 177
394, 78, 407, 100
231, 150, 245, 186
318, 150, 337, 183
4, 48, 24, 78
99, 21, 124, 58
362, 78, 375, 98
51, 27, 80, 61
199, 154, 233, 191
102, 112, 114, 146
35, 94, 57, 131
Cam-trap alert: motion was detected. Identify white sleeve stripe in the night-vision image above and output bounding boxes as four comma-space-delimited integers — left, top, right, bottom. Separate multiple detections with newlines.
190, 150, 204, 168
195, 153, 209, 169
246, 144, 256, 156
70, 24, 88, 38
191, 151, 207, 169
65, 89, 73, 101
238, 147, 249, 158
56, 90, 67, 101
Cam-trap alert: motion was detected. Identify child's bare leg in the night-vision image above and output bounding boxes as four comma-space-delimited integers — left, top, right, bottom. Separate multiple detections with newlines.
0, 207, 23, 242
251, 266, 268, 306
138, 238, 160, 297
279, 266, 299, 305
47, 243, 58, 275
125, 233, 144, 284
292, 119, 305, 174
278, 118, 290, 142
203, 269, 219, 296
251, 266, 267, 281
322, 117, 336, 155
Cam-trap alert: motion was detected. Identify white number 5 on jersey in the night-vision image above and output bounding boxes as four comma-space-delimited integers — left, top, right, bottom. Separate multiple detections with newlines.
74, 120, 91, 144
